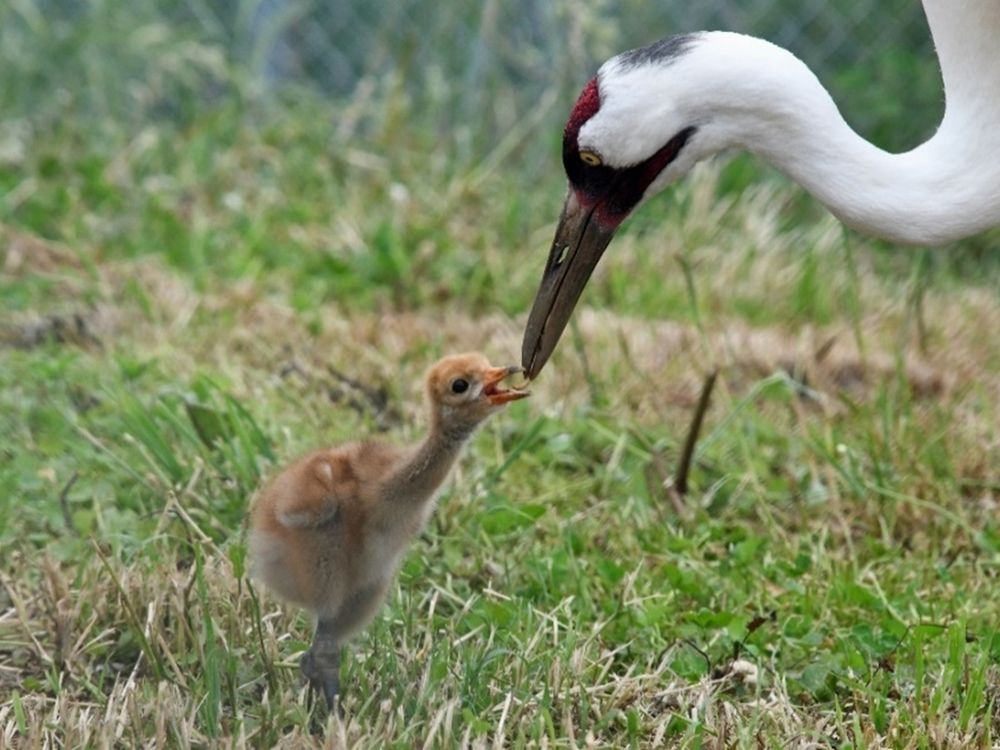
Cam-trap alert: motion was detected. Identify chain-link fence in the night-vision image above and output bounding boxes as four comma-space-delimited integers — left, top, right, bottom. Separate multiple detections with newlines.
236, 0, 937, 144
235, 0, 932, 92
1, 0, 941, 150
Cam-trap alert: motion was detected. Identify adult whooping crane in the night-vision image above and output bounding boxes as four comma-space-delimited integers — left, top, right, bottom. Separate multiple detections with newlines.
521, 1, 1000, 379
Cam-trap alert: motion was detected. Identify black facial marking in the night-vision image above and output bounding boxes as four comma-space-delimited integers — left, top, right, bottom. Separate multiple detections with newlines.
565, 126, 698, 223
616, 33, 701, 70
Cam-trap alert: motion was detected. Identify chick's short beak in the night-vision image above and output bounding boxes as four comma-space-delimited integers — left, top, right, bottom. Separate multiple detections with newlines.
482, 365, 530, 405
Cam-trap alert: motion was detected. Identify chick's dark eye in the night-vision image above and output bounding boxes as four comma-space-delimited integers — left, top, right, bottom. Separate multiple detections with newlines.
451, 378, 469, 394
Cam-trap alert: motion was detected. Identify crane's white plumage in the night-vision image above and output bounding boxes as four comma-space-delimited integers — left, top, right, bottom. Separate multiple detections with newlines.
521, 1, 1000, 377
582, 1, 1000, 245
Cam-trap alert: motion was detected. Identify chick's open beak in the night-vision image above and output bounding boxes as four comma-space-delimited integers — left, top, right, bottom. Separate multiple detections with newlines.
482, 365, 530, 405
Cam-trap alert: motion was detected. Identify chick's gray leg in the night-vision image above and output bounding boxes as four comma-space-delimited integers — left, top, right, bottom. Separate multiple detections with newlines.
301, 619, 342, 709
300, 583, 390, 710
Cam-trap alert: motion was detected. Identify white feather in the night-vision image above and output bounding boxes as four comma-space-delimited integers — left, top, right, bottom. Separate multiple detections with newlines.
579, 1, 1000, 245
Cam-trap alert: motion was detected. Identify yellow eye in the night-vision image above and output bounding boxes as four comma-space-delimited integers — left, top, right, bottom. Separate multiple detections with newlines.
579, 150, 602, 167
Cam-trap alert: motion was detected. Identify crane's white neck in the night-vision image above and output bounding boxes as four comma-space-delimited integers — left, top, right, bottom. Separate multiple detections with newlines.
590, 3, 1000, 245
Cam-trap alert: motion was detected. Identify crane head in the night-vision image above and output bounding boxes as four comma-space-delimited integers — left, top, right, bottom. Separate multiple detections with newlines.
521, 34, 707, 379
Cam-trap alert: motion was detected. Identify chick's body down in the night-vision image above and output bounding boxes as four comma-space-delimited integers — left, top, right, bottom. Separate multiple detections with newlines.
246, 353, 528, 707
249, 440, 431, 629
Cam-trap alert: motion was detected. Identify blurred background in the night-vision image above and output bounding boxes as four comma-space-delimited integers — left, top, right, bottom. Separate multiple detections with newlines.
2, 0, 940, 160
1, 0, 957, 318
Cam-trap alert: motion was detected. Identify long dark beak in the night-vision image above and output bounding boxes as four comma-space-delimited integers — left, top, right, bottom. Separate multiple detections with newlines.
521, 190, 617, 379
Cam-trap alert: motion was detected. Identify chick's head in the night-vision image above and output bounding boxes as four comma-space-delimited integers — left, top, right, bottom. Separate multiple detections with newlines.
425, 352, 529, 429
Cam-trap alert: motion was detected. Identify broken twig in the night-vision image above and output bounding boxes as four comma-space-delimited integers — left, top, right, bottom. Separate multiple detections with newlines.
673, 369, 719, 499
59, 471, 80, 535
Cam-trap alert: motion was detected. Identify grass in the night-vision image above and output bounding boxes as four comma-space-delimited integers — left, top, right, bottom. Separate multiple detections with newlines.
4, 23, 1000, 749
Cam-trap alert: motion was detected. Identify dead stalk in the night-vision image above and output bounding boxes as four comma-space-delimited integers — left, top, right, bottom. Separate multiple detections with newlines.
673, 368, 719, 501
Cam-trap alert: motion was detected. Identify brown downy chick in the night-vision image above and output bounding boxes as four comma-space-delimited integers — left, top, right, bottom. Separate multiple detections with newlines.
248, 353, 528, 708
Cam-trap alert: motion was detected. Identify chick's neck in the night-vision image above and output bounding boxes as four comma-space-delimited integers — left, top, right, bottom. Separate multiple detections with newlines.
382, 409, 479, 505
